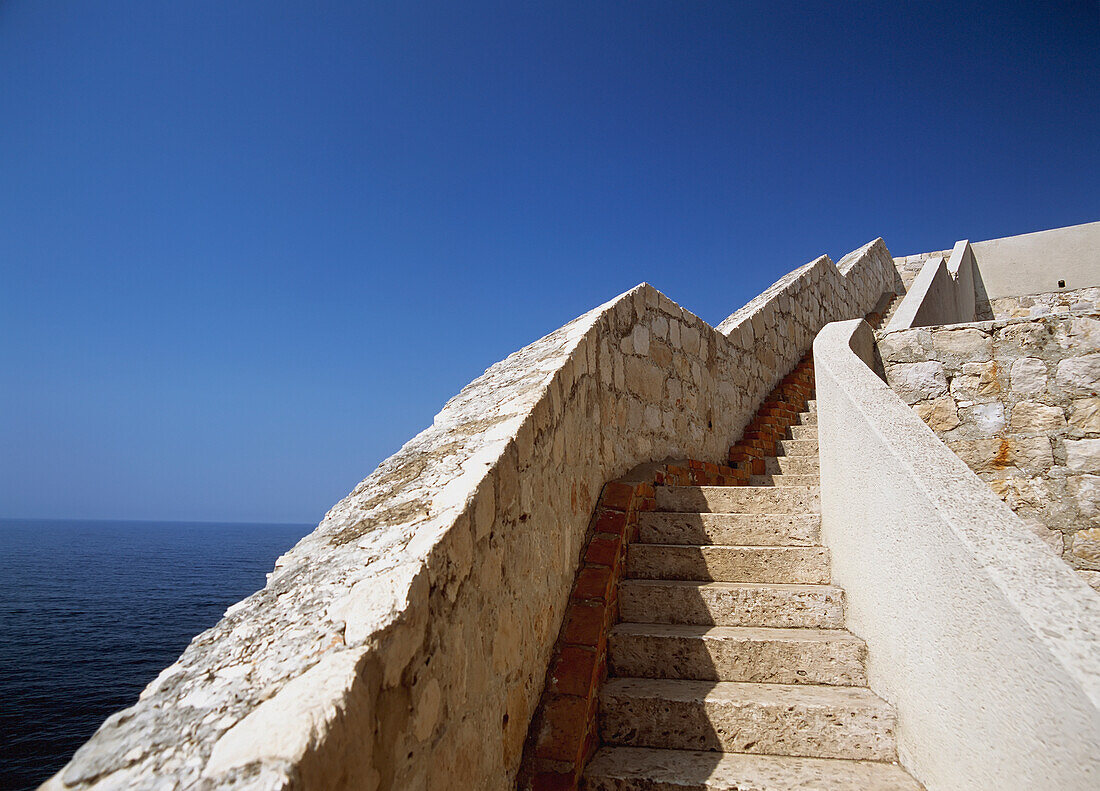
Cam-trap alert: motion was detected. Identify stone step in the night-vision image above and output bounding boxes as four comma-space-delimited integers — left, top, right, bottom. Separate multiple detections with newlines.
798, 411, 817, 426
584, 747, 922, 791
619, 579, 845, 628
656, 486, 819, 515
777, 439, 818, 456
608, 623, 867, 686
807, 399, 817, 413
788, 424, 818, 440
749, 474, 820, 488
637, 512, 821, 547
764, 456, 819, 475
598, 678, 897, 761
626, 545, 830, 584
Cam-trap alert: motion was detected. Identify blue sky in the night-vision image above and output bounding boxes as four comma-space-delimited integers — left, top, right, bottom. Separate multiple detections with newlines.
1, 1, 1097, 523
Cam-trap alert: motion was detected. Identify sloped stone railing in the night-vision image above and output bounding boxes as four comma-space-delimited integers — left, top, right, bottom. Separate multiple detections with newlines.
46, 240, 895, 791
814, 318, 1100, 791
886, 239, 977, 331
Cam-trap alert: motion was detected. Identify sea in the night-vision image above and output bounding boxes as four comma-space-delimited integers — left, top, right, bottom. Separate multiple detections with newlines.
0, 518, 310, 791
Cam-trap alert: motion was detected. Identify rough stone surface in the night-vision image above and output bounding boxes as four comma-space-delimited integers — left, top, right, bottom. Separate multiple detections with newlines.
987, 286, 1100, 321
50, 241, 898, 791
637, 512, 821, 547
618, 580, 845, 629
598, 678, 898, 760
584, 746, 924, 791
608, 624, 867, 686
626, 544, 830, 584
880, 312, 1100, 577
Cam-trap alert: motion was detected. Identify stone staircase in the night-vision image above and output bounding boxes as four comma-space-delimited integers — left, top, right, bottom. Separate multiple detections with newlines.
582, 397, 923, 790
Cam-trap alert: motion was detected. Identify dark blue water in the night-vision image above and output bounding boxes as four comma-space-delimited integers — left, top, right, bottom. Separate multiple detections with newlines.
0, 519, 308, 791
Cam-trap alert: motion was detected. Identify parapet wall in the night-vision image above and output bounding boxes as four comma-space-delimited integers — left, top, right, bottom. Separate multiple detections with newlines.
47, 241, 897, 791
878, 313, 1100, 590
815, 319, 1100, 791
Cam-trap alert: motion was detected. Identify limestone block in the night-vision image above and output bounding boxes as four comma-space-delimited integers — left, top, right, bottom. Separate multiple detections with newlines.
948, 437, 1052, 474
1069, 398, 1100, 434
886, 361, 948, 404
1055, 354, 1100, 397
957, 402, 1005, 436
932, 327, 992, 362
878, 330, 930, 363
995, 321, 1055, 359
1060, 316, 1100, 349
989, 475, 1053, 511
1068, 528, 1100, 570
1067, 474, 1100, 520
948, 360, 1003, 402
1066, 439, 1100, 473
1009, 357, 1048, 397
1010, 401, 1067, 434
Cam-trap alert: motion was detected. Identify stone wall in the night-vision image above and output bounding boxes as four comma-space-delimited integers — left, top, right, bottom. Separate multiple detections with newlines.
987, 286, 1100, 321
878, 314, 1100, 590
47, 240, 897, 791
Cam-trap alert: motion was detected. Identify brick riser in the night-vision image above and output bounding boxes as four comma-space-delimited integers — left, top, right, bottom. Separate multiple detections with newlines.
727, 353, 816, 477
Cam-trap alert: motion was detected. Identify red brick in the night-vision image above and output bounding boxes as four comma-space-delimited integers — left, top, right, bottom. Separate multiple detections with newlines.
563, 600, 609, 647
594, 508, 627, 534
635, 482, 655, 498
600, 482, 634, 511
535, 694, 588, 762
530, 771, 575, 791
572, 566, 613, 602
584, 533, 622, 567
550, 645, 598, 697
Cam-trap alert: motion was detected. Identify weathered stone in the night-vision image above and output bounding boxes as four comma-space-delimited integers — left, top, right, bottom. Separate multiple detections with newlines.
627, 544, 830, 584
1010, 357, 1048, 396
1068, 528, 1100, 570
608, 624, 867, 686
1069, 397, 1100, 434
947, 437, 1052, 474
1010, 401, 1066, 433
598, 677, 897, 760
888, 363, 950, 404
914, 396, 960, 431
584, 747, 924, 791
1066, 439, 1100, 473
932, 327, 992, 361
949, 360, 1004, 401
957, 402, 1005, 435
1056, 354, 1100, 397
1068, 475, 1100, 520
877, 329, 930, 363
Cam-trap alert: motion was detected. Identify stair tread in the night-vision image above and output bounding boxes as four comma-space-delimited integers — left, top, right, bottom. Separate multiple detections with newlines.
602, 677, 890, 708
611, 623, 860, 642
622, 579, 841, 593
638, 512, 821, 547
598, 678, 898, 760
584, 746, 923, 791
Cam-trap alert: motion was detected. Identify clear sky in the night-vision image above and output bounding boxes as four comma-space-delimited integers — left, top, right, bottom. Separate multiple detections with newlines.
1, 2, 1097, 523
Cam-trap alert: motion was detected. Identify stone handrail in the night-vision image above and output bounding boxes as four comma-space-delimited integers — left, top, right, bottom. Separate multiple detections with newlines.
886, 239, 977, 331
46, 240, 895, 791
813, 318, 1100, 791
